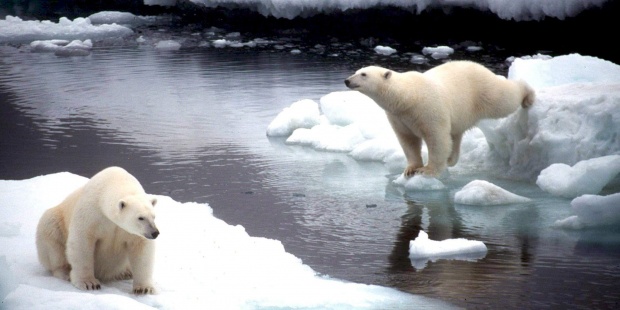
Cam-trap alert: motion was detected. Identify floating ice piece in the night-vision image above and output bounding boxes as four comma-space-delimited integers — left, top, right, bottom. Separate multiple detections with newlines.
30, 39, 92, 56
455, 180, 531, 205
553, 192, 620, 229
409, 54, 428, 64
374, 45, 396, 56
536, 155, 620, 198
266, 99, 321, 137
409, 231, 487, 270
0, 15, 133, 43
466, 46, 483, 52
393, 174, 445, 191
155, 39, 181, 51
421, 46, 454, 59
88, 11, 145, 25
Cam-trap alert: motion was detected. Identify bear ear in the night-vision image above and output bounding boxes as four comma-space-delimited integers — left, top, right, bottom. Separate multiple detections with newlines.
383, 70, 392, 80
151, 197, 157, 207
119, 200, 126, 210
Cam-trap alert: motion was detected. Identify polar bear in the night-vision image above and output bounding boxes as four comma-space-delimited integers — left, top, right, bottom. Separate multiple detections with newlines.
345, 61, 535, 177
36, 166, 159, 294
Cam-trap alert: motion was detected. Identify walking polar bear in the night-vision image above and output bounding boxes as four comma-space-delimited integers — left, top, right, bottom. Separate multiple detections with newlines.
345, 60, 535, 177
36, 166, 159, 294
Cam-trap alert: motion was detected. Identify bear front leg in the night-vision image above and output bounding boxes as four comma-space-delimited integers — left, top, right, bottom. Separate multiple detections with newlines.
129, 241, 156, 294
387, 114, 423, 177
418, 129, 451, 176
67, 233, 101, 290
447, 133, 463, 167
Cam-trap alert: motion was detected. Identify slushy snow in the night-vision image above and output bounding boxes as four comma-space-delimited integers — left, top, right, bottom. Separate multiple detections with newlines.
455, 180, 531, 205
0, 172, 452, 309
409, 231, 487, 270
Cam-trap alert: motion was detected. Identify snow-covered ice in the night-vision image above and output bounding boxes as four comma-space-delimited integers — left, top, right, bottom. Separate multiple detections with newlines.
536, 155, 620, 198
0, 172, 452, 309
455, 180, 531, 205
409, 231, 487, 270
187, 0, 609, 21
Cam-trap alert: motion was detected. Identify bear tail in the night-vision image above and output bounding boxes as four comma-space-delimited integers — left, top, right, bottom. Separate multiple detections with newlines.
519, 80, 535, 109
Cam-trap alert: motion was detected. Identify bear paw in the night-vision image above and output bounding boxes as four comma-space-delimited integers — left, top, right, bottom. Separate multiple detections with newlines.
114, 269, 133, 280
405, 166, 438, 177
72, 277, 101, 291
133, 285, 156, 295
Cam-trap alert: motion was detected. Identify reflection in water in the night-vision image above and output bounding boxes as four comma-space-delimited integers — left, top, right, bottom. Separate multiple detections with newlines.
1, 45, 619, 308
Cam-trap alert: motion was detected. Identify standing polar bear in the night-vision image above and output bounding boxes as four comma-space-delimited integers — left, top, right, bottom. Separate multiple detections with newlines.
345, 61, 535, 177
36, 166, 159, 294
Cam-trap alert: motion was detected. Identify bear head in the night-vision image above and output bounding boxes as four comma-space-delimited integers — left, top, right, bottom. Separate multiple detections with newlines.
344, 65, 393, 95
113, 195, 160, 240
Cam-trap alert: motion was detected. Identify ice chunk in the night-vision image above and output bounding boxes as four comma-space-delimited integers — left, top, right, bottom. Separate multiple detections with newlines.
409, 231, 487, 269
454, 180, 531, 205
554, 193, 620, 229
0, 15, 133, 43
266, 99, 321, 137
393, 174, 445, 191
536, 155, 620, 198
481, 54, 620, 179
422, 46, 454, 59
374, 45, 396, 56
155, 40, 181, 50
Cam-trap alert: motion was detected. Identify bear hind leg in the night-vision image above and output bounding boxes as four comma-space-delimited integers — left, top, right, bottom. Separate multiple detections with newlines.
36, 210, 71, 281
447, 133, 463, 167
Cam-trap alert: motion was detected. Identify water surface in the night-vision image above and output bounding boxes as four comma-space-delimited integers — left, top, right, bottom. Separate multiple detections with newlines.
1, 43, 619, 309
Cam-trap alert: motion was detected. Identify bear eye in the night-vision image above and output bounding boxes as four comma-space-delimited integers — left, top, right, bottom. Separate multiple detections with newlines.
138, 217, 144, 221
361, 73, 367, 77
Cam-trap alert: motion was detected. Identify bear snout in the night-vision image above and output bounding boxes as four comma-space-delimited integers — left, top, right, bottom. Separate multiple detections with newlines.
344, 78, 357, 89
150, 230, 159, 239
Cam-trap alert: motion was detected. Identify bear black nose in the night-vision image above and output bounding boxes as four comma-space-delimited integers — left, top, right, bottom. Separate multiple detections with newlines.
151, 231, 159, 239
344, 79, 350, 87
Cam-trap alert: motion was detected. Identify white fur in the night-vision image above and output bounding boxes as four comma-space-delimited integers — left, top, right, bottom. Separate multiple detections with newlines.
345, 61, 535, 176
35, 166, 159, 294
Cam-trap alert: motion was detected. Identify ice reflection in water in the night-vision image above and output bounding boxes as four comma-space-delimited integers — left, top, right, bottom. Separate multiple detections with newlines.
1, 46, 619, 309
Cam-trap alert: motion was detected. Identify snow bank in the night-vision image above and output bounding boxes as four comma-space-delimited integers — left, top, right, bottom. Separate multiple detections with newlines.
454, 180, 531, 205
408, 231, 487, 270
0, 172, 449, 309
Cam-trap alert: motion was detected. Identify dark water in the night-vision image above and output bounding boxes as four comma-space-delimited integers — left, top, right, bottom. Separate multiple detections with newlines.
1, 36, 620, 309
